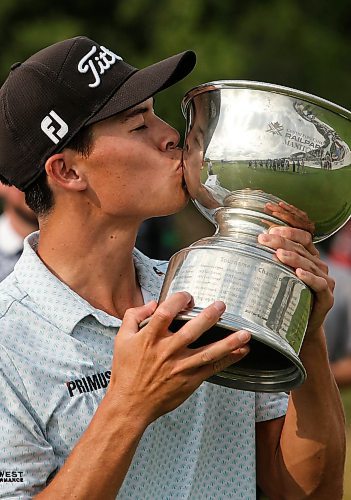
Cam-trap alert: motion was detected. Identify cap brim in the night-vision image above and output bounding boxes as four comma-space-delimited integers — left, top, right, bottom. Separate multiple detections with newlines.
86, 50, 196, 125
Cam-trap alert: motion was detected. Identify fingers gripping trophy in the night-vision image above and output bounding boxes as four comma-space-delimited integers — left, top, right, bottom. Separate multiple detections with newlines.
159, 81, 351, 392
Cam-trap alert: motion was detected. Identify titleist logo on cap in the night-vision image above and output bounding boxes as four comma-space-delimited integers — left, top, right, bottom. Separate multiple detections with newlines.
77, 45, 123, 88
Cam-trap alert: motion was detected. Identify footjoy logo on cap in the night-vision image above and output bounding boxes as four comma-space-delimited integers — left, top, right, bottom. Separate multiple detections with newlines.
40, 110, 68, 144
78, 45, 123, 88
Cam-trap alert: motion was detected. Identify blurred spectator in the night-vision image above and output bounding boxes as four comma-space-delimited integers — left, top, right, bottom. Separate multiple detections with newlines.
318, 225, 351, 387
324, 260, 351, 387
0, 184, 38, 281
329, 220, 351, 267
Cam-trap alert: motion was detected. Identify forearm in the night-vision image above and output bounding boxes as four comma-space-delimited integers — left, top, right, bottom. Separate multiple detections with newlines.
257, 224, 346, 497
35, 393, 147, 500
278, 327, 346, 497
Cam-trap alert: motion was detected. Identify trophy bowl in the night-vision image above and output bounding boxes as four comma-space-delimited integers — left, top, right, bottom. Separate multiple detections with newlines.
160, 81, 351, 392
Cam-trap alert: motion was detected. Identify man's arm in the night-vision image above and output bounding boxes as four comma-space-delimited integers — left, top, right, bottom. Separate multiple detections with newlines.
256, 226, 346, 499
35, 293, 251, 499
35, 392, 146, 500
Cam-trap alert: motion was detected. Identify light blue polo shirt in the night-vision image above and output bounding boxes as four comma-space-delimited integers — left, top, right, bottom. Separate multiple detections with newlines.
0, 232, 288, 499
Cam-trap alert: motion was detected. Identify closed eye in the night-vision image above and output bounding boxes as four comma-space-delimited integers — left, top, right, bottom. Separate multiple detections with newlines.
132, 124, 148, 131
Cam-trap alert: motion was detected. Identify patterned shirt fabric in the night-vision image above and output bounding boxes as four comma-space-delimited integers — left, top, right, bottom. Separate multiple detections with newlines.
0, 232, 288, 499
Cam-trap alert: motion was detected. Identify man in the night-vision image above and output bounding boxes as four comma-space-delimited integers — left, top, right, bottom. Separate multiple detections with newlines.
0, 36, 345, 499
0, 185, 38, 281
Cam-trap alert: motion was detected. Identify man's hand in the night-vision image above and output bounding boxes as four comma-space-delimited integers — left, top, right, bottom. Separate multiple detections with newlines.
108, 292, 251, 425
258, 224, 334, 334
264, 199, 315, 233
38, 293, 251, 500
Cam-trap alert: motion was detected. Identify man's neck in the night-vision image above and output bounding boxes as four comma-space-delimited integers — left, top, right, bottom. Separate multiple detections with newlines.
37, 210, 144, 319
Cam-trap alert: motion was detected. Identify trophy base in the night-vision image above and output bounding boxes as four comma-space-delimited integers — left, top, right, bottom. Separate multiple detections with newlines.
170, 308, 306, 392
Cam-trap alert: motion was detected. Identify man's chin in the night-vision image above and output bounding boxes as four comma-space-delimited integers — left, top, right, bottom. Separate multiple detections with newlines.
160, 193, 190, 218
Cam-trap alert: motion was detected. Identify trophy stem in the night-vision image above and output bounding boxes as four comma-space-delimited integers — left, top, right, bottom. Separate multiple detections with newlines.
214, 189, 287, 238
213, 206, 286, 240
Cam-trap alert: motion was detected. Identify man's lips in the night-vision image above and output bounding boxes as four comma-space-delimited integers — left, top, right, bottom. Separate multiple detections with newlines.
180, 162, 188, 190
176, 162, 183, 171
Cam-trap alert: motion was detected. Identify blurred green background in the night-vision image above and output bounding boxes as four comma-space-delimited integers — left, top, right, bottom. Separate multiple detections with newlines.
2, 0, 351, 248
0, 0, 350, 496
2, 0, 351, 149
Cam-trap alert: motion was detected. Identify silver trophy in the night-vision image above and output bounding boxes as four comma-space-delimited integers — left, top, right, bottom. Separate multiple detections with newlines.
160, 81, 351, 392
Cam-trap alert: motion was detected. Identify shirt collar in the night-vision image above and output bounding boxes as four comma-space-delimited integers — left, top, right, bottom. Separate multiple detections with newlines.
132, 247, 167, 302
14, 231, 166, 334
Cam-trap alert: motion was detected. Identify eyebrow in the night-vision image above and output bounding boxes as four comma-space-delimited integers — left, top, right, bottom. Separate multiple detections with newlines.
122, 98, 155, 122
122, 106, 148, 122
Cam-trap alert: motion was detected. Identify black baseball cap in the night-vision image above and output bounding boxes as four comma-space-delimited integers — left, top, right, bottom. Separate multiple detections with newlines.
0, 36, 196, 190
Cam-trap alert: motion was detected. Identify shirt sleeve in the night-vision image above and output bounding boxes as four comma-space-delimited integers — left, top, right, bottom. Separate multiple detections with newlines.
255, 391, 289, 422
0, 347, 57, 499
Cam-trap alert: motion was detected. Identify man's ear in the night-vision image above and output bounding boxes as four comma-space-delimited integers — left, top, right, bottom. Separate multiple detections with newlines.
45, 153, 88, 191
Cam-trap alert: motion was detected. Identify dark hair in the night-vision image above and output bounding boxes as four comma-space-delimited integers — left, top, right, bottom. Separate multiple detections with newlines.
23, 125, 94, 216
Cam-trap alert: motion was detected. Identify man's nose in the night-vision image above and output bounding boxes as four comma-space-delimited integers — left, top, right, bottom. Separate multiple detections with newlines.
159, 122, 180, 152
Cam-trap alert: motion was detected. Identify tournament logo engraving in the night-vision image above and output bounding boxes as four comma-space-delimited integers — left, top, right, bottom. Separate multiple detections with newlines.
266, 121, 284, 136
40, 110, 68, 144
78, 45, 123, 88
